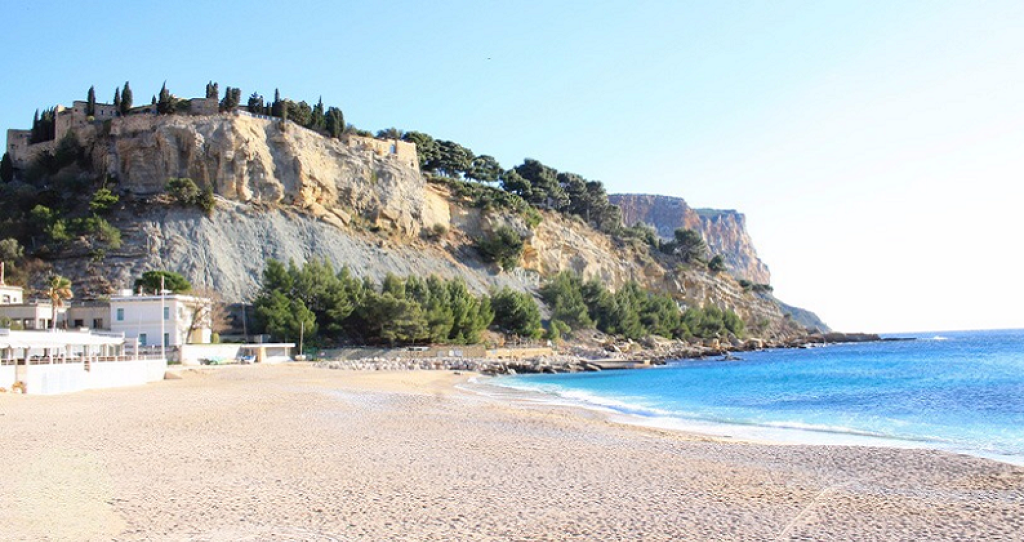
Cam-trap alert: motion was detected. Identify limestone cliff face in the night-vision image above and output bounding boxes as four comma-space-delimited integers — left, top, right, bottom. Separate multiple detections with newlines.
105, 114, 426, 235
609, 194, 771, 284
42, 114, 812, 339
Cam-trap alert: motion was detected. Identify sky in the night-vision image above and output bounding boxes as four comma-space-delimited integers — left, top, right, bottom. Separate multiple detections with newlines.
1, 1, 1022, 333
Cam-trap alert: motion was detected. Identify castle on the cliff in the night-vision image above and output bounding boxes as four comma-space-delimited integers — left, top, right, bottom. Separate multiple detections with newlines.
5, 94, 417, 172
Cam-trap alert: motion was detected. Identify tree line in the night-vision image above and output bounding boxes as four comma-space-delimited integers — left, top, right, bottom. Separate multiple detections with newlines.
540, 271, 744, 340
398, 130, 626, 236
254, 261, 745, 346
254, 259, 497, 346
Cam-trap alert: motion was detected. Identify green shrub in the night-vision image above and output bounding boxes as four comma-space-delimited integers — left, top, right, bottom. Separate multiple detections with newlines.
474, 226, 525, 271
167, 177, 201, 206
89, 188, 119, 214
489, 287, 542, 339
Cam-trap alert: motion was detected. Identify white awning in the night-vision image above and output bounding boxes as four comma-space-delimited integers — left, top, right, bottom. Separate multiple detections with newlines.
0, 330, 124, 350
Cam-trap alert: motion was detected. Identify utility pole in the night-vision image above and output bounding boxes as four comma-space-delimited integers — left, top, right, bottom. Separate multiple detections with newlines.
160, 275, 166, 363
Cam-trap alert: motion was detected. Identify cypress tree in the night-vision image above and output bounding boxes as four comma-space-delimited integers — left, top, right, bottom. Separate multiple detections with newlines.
325, 107, 344, 138
120, 81, 133, 115
113, 88, 121, 113
0, 152, 14, 183
86, 86, 96, 116
311, 97, 325, 131
271, 89, 282, 118
158, 82, 173, 114
30, 110, 40, 143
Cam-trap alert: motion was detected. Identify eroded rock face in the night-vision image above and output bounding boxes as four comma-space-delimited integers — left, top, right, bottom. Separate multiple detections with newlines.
610, 194, 771, 284
46, 114, 816, 339
107, 114, 425, 236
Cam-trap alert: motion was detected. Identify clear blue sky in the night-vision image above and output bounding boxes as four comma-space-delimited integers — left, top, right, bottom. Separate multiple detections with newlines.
2, 1, 1022, 333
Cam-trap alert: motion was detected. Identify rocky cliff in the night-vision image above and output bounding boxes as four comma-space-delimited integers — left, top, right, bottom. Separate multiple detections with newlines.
103, 114, 428, 236
24, 113, 811, 339
609, 194, 771, 284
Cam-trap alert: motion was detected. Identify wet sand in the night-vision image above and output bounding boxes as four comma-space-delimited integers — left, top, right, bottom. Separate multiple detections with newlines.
1, 364, 1021, 541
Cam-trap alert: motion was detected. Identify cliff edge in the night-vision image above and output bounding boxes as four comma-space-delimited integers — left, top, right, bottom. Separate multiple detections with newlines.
610, 193, 771, 285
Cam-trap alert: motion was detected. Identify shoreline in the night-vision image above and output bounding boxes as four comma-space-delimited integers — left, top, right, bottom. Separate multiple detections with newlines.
2, 364, 1021, 540
465, 371, 1024, 467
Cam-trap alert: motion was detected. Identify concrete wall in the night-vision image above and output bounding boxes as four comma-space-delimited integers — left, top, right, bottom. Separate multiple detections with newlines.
23, 362, 89, 395
322, 345, 488, 361
18, 358, 167, 395
88, 359, 167, 388
486, 347, 554, 359
0, 365, 14, 389
179, 343, 242, 365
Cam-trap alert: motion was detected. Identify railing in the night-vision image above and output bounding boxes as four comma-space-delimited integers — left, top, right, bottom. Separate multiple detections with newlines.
4, 354, 165, 366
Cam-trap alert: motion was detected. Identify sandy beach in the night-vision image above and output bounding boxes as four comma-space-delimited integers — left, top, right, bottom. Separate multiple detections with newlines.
1, 364, 1022, 541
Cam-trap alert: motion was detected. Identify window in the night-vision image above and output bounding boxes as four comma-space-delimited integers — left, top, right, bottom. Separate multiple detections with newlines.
116, 308, 124, 321
164, 307, 170, 320
74, 319, 84, 328
139, 333, 147, 346
164, 333, 169, 347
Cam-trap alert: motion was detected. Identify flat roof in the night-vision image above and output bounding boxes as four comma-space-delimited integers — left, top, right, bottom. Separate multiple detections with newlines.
0, 330, 124, 349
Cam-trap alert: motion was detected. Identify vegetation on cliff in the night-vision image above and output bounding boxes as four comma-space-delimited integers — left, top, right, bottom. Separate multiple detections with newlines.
253, 261, 746, 346
540, 271, 745, 341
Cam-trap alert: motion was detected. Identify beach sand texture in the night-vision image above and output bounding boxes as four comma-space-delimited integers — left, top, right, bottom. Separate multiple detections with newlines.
1, 364, 1022, 541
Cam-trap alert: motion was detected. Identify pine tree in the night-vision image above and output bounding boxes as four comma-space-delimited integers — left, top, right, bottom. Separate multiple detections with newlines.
86, 86, 96, 117
247, 92, 264, 113
120, 81, 133, 115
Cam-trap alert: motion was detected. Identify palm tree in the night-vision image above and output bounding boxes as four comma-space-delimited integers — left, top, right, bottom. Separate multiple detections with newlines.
44, 274, 73, 330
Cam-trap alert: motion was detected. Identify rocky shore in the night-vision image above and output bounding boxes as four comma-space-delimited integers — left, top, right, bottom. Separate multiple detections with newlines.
315, 332, 888, 375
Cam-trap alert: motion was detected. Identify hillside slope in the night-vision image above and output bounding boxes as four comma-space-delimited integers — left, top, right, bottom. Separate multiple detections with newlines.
8, 113, 810, 339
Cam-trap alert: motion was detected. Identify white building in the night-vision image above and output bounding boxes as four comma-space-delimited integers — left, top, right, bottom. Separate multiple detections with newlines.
0, 283, 24, 305
109, 291, 212, 347
0, 329, 166, 395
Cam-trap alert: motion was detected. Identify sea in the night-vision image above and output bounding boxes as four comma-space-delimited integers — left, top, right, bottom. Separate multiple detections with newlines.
481, 329, 1024, 465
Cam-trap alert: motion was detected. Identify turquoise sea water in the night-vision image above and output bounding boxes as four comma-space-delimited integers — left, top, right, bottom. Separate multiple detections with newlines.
489, 329, 1024, 464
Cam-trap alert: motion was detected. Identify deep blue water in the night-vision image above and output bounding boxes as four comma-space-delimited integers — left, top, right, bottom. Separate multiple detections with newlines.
490, 329, 1024, 463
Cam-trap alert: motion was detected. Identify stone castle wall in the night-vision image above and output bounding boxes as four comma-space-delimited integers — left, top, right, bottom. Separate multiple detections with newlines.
347, 135, 419, 171
5, 97, 419, 174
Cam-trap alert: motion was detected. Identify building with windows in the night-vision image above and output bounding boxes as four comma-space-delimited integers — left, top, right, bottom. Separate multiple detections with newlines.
0, 281, 65, 330
1, 283, 24, 305
66, 301, 109, 330
109, 291, 212, 347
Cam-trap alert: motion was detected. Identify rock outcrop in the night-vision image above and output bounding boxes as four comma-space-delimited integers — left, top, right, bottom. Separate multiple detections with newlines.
105, 114, 427, 236
610, 194, 771, 284
31, 113, 817, 339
